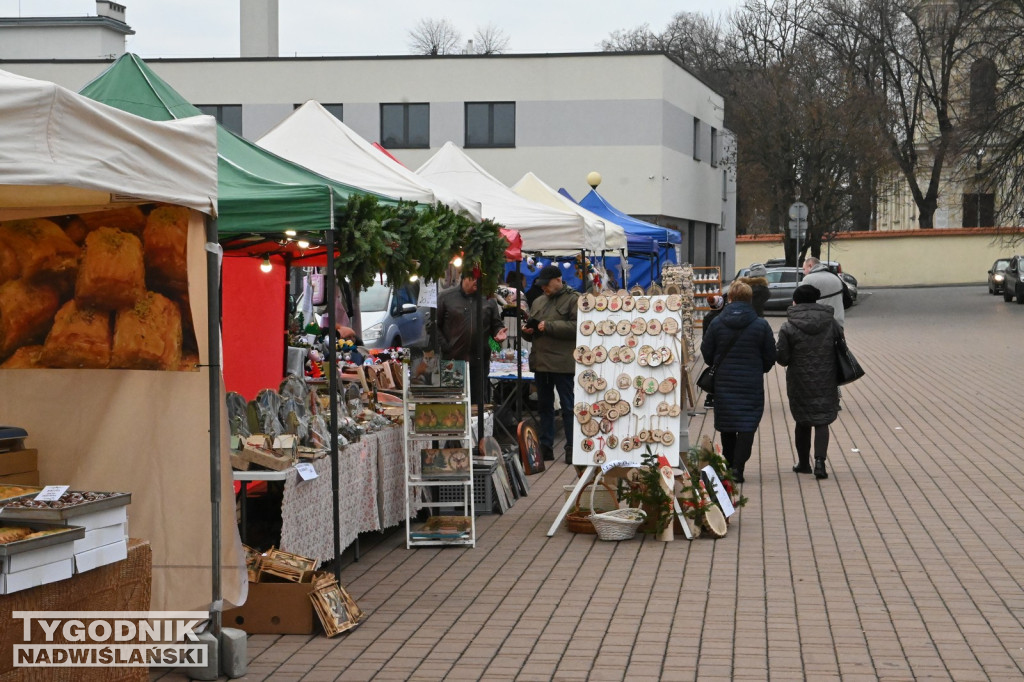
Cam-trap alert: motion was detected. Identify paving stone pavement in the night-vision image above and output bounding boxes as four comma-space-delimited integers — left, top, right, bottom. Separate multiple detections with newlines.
155, 286, 1024, 681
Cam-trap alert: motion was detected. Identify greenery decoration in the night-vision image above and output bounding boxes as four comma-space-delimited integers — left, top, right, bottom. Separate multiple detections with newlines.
615, 447, 674, 535
332, 195, 508, 295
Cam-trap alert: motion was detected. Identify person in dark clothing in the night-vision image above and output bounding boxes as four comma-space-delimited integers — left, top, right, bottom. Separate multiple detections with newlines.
521, 265, 579, 463
436, 274, 507, 403
525, 274, 546, 308
700, 281, 777, 483
776, 284, 841, 480
737, 263, 771, 317
701, 294, 726, 409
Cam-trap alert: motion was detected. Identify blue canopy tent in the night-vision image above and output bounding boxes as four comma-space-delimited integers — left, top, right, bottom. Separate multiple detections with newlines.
572, 189, 680, 288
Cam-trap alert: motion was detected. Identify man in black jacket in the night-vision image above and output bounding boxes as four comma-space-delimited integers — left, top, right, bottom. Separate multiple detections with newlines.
436, 274, 507, 403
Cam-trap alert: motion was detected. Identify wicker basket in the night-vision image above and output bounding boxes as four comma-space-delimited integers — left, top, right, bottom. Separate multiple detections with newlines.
564, 509, 597, 534
587, 470, 645, 541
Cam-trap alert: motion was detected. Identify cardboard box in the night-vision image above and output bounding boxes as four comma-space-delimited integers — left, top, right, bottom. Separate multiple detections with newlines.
73, 523, 128, 554
55, 505, 127, 531
0, 471, 39, 485
0, 448, 37, 476
0, 557, 73, 595
224, 574, 324, 635
74, 539, 128, 573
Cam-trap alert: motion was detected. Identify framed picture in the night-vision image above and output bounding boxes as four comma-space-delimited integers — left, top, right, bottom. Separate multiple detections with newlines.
518, 420, 545, 475
412, 403, 466, 434
409, 348, 440, 388
309, 574, 364, 637
420, 448, 471, 478
258, 547, 317, 582
439, 360, 467, 390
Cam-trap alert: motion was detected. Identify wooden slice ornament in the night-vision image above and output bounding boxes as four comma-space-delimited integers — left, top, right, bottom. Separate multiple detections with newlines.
661, 430, 675, 446
590, 401, 604, 418
577, 369, 596, 387
581, 419, 601, 437
631, 317, 648, 335
581, 437, 595, 452
625, 335, 639, 349
594, 377, 608, 391
621, 296, 636, 312
593, 451, 607, 465
633, 375, 646, 389
606, 406, 620, 420
643, 377, 660, 395
658, 377, 676, 394
647, 318, 662, 335
608, 295, 622, 312
700, 481, 728, 538
660, 347, 674, 364
599, 320, 617, 336
653, 298, 666, 313
579, 293, 595, 312
581, 350, 595, 366
663, 317, 679, 335
592, 345, 608, 363
635, 296, 651, 313
657, 401, 670, 416
617, 373, 632, 390
594, 294, 608, 311
574, 345, 590, 363
600, 418, 614, 434
615, 399, 631, 416
606, 435, 619, 449
616, 319, 632, 336
608, 346, 621, 363
633, 390, 646, 408
647, 350, 662, 368
619, 347, 635, 363
604, 388, 621, 403
666, 294, 683, 311
580, 320, 596, 336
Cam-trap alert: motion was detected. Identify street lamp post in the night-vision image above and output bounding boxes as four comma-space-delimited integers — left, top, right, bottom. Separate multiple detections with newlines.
976, 148, 986, 228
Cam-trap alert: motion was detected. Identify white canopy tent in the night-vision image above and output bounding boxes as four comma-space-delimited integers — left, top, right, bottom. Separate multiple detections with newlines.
511, 171, 628, 254
256, 101, 482, 220
416, 142, 590, 252
0, 68, 245, 612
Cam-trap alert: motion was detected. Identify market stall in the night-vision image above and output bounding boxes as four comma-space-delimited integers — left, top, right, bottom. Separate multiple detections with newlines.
0, 68, 245, 613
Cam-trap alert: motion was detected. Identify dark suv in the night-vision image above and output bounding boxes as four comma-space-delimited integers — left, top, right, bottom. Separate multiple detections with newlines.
1002, 255, 1024, 304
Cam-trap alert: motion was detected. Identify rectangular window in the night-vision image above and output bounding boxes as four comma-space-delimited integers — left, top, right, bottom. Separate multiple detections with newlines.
380, 103, 429, 149
710, 127, 719, 167
295, 103, 343, 121
692, 118, 702, 161
465, 102, 515, 147
962, 193, 995, 227
197, 104, 242, 135
722, 170, 728, 201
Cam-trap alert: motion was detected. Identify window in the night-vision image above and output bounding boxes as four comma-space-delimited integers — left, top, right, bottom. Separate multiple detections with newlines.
380, 103, 429, 148
969, 58, 997, 121
962, 193, 995, 227
197, 105, 242, 135
722, 169, 728, 200
465, 102, 515, 147
710, 127, 719, 167
692, 118, 702, 161
295, 103, 343, 121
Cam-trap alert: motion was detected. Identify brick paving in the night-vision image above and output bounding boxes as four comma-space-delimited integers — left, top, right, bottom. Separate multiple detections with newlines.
156, 286, 1024, 681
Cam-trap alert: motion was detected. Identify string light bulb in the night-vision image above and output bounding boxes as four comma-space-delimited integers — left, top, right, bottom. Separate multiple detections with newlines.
284, 230, 297, 237
452, 255, 463, 268
296, 239, 310, 249
260, 257, 272, 273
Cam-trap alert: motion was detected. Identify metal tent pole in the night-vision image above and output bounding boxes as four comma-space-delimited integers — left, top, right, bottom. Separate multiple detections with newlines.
326, 229, 343, 580
515, 259, 523, 423
475, 272, 485, 449
205, 216, 223, 636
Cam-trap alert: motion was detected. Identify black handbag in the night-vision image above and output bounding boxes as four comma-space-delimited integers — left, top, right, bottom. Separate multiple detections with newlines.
697, 325, 748, 394
834, 325, 865, 385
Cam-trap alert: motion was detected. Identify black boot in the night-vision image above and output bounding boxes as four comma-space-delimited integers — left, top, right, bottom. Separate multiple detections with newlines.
541, 444, 554, 461
814, 458, 828, 479
564, 446, 573, 465
793, 454, 812, 473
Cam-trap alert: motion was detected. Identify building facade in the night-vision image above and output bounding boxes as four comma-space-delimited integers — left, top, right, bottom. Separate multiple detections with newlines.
0, 2, 737, 275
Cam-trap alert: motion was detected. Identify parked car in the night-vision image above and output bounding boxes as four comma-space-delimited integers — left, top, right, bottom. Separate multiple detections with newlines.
359, 279, 431, 348
840, 272, 858, 306
727, 266, 804, 310
1001, 255, 1024, 304
988, 257, 1011, 295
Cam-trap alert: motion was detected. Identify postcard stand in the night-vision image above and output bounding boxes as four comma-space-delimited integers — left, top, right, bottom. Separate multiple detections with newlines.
403, 359, 476, 548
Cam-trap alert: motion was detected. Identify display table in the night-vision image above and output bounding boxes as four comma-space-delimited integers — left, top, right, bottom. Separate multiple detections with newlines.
489, 363, 537, 441
0, 538, 152, 682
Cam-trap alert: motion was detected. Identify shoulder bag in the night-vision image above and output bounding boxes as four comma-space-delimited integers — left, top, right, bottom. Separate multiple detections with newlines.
696, 325, 749, 394
834, 323, 865, 385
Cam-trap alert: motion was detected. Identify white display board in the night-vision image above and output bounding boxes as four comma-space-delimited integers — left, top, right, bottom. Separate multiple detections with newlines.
570, 293, 685, 468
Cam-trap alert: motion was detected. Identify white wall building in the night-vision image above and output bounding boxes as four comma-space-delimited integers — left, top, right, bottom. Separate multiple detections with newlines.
0, 2, 737, 275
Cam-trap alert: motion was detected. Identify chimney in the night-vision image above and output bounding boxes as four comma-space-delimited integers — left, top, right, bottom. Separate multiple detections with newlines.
240, 0, 279, 58
96, 1, 127, 23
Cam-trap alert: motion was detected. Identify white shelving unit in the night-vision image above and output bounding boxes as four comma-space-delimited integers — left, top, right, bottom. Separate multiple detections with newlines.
403, 366, 476, 548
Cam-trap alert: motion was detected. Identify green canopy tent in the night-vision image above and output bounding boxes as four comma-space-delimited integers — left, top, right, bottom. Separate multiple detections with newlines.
80, 54, 401, 600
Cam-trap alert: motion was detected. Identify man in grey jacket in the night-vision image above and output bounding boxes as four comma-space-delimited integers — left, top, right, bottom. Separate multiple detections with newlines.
802, 257, 846, 327
522, 265, 579, 463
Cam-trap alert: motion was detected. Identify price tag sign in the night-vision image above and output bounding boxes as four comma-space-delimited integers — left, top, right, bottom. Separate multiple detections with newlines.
294, 463, 318, 481
35, 485, 70, 502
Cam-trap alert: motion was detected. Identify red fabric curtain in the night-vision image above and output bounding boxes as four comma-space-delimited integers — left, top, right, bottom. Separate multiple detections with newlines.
222, 256, 286, 401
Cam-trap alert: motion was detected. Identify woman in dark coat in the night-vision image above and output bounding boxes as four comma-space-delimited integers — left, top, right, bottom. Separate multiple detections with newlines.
775, 284, 840, 479
700, 281, 777, 483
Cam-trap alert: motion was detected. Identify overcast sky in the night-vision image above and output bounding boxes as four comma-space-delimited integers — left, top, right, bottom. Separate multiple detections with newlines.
0, 0, 741, 58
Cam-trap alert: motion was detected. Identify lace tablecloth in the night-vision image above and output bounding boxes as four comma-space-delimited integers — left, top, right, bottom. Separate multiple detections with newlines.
279, 427, 404, 563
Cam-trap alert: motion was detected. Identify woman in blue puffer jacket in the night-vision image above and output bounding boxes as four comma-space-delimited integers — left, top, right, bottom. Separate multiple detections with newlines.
700, 281, 777, 482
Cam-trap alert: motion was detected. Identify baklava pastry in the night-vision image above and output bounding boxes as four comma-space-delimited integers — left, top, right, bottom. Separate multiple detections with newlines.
76, 227, 146, 310
0, 279, 61, 359
111, 291, 182, 370
40, 300, 112, 369
143, 205, 189, 295
0, 218, 79, 282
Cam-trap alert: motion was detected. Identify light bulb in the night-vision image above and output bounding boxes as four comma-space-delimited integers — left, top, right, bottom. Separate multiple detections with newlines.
409, 274, 419, 282
297, 240, 310, 249
285, 230, 297, 237
260, 257, 272, 273
452, 255, 463, 268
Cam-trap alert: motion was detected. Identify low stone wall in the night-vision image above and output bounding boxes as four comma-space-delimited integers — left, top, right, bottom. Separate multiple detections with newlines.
736, 227, 1022, 287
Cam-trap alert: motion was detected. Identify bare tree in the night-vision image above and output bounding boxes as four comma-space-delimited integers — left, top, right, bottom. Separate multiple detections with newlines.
407, 18, 462, 56
473, 23, 510, 54
814, 0, 993, 229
